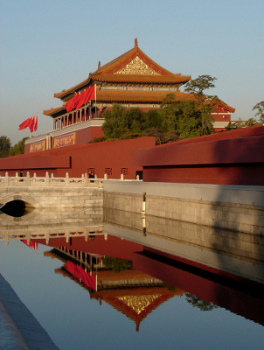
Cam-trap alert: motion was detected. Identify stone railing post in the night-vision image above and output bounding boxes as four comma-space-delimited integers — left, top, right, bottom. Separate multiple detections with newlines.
65, 172, 69, 186
45, 172, 50, 186
136, 175, 139, 181
104, 173, 108, 180
83, 173, 89, 186
121, 174, 124, 181
33, 173, 37, 182
26, 171, 30, 186
5, 172, 9, 186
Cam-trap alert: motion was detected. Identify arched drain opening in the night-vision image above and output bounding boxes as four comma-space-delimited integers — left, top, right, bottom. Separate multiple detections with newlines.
0, 200, 35, 217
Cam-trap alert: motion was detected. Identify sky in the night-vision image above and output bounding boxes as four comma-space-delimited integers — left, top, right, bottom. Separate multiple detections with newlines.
0, 0, 263, 146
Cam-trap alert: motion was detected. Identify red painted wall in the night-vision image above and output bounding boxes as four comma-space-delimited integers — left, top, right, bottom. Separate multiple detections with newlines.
133, 126, 264, 185
0, 137, 155, 179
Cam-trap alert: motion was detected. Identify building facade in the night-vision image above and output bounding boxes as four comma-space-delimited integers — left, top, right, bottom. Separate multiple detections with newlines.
25, 39, 234, 153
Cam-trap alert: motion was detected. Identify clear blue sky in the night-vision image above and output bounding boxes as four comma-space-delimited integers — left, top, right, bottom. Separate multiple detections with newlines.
1, 0, 263, 145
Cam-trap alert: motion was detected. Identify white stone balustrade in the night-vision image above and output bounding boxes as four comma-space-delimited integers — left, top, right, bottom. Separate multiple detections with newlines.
0, 172, 104, 188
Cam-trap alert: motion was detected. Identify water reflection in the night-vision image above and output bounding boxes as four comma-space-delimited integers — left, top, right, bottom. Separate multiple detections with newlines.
0, 208, 264, 336
10, 225, 263, 330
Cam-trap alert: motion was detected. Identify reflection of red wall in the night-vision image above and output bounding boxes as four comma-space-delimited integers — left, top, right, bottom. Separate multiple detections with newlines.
133, 126, 264, 185
0, 137, 155, 178
33, 235, 143, 261
133, 249, 264, 326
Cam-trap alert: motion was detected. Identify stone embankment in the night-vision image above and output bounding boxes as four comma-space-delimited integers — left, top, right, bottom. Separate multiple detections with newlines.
103, 180, 264, 265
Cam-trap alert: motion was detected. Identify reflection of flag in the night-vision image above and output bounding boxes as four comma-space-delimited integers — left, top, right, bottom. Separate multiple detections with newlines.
22, 240, 39, 251
18, 117, 32, 130
65, 260, 97, 291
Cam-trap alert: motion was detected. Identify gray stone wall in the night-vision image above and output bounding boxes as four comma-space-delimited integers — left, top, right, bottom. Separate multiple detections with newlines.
103, 181, 264, 236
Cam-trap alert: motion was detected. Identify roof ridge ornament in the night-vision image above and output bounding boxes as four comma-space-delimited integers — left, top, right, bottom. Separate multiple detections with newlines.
135, 38, 138, 48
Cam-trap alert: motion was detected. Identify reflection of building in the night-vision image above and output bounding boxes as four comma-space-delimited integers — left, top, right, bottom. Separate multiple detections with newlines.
44, 245, 183, 331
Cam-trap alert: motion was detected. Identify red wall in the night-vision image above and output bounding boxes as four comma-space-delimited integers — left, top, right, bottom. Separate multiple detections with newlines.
133, 126, 264, 185
0, 137, 155, 179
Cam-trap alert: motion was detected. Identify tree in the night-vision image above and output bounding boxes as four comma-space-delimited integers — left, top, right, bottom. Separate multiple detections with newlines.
184, 75, 217, 132
0, 136, 11, 158
103, 257, 133, 273
9, 137, 28, 156
160, 96, 214, 139
244, 118, 258, 127
253, 101, 264, 124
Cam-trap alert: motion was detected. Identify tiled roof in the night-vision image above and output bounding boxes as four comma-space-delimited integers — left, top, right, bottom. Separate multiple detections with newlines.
44, 91, 196, 116
95, 43, 182, 76
211, 98, 235, 113
96, 90, 195, 103
90, 73, 190, 84
53, 40, 190, 100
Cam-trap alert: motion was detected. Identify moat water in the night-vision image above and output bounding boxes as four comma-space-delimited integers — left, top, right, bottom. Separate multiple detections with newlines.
0, 210, 264, 350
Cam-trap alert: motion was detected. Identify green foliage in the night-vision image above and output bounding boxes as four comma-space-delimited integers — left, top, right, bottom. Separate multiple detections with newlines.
101, 89, 216, 143
245, 118, 259, 126
184, 75, 217, 133
89, 136, 107, 143
160, 97, 214, 139
0, 136, 11, 158
142, 128, 179, 145
253, 101, 264, 124
225, 117, 260, 130
184, 75, 217, 103
9, 137, 28, 156
103, 257, 133, 273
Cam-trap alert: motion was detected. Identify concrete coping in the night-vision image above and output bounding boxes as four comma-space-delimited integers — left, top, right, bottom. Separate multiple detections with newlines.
0, 301, 29, 350
103, 180, 264, 207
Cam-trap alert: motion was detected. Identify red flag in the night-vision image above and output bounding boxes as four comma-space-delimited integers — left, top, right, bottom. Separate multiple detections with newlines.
18, 117, 32, 130
29, 116, 35, 132
65, 86, 95, 112
34, 115, 38, 132
76, 86, 95, 110
65, 93, 81, 112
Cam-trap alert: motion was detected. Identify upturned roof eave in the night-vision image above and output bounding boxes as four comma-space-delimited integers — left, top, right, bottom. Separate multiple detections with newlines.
43, 105, 66, 116
54, 77, 92, 99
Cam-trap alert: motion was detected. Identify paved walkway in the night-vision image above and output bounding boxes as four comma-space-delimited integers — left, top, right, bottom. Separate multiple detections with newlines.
0, 273, 59, 350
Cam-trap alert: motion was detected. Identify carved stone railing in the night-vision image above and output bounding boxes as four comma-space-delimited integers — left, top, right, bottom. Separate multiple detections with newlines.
0, 172, 104, 187
0, 172, 140, 188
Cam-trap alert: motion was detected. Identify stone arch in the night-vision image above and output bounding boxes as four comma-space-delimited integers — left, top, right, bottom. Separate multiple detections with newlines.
0, 192, 41, 210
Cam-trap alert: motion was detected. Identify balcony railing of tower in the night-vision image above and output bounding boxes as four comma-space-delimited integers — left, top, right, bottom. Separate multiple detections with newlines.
53, 104, 104, 130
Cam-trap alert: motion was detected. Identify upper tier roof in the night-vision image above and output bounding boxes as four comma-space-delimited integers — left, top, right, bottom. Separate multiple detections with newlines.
43, 91, 196, 116
54, 39, 191, 100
